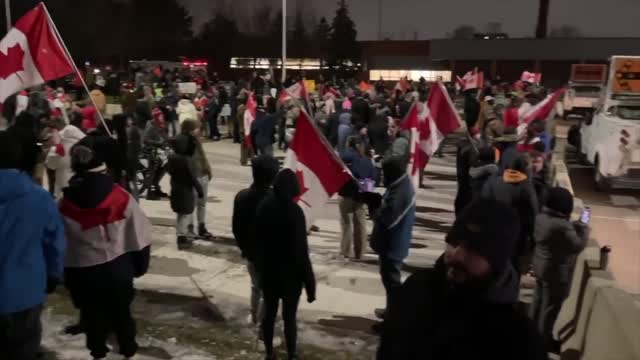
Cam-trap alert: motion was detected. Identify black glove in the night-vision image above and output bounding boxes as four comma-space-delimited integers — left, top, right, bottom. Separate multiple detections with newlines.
46, 278, 59, 294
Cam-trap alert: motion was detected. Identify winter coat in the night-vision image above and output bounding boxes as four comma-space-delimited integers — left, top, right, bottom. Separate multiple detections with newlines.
60, 172, 151, 309
168, 134, 203, 214
233, 185, 272, 264
191, 135, 212, 179
337, 112, 354, 152
253, 111, 277, 149
469, 163, 498, 200
532, 209, 589, 283
177, 99, 198, 124
351, 97, 370, 126
254, 171, 316, 299
370, 173, 416, 261
454, 137, 480, 214
377, 260, 546, 360
482, 170, 539, 263
45, 124, 86, 197
368, 114, 391, 156
0, 170, 66, 314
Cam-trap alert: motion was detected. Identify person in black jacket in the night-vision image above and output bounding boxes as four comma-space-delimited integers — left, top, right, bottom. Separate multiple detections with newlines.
255, 169, 316, 360
482, 155, 539, 274
232, 156, 280, 325
469, 145, 498, 201
378, 199, 546, 360
530, 187, 589, 353
454, 130, 481, 215
253, 98, 277, 156
60, 146, 152, 360
168, 133, 204, 250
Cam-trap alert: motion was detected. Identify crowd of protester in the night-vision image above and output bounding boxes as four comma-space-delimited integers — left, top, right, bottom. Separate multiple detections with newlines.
0, 65, 591, 360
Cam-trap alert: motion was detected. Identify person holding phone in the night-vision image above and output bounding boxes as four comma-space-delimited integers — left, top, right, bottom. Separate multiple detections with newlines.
530, 187, 590, 353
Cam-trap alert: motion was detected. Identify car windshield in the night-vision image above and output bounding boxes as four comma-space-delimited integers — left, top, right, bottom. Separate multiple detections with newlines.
616, 106, 640, 120
572, 85, 601, 98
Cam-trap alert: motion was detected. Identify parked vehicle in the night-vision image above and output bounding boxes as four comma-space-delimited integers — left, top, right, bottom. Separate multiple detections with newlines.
562, 64, 607, 119
574, 57, 640, 190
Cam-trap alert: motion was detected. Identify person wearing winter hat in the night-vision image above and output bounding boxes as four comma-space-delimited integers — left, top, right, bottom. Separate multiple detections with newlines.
232, 155, 280, 326
368, 156, 416, 329
378, 199, 546, 360
530, 187, 589, 353
168, 124, 204, 250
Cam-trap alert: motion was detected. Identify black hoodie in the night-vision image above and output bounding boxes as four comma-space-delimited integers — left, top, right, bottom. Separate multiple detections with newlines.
254, 169, 316, 299
167, 134, 203, 214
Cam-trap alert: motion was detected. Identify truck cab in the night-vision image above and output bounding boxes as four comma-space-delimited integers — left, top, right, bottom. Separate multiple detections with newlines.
563, 82, 602, 119
578, 56, 640, 190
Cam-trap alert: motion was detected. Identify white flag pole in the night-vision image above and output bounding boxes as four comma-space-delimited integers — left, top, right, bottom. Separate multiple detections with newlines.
281, 0, 287, 84
5, 0, 11, 32
41, 3, 111, 136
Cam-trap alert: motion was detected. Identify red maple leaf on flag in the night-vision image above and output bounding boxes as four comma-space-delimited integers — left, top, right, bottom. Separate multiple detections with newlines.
295, 170, 311, 207
0, 44, 25, 80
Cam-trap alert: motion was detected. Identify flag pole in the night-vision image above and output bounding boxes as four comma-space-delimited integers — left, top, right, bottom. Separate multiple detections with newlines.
4, 0, 11, 32
281, 0, 287, 84
41, 3, 111, 136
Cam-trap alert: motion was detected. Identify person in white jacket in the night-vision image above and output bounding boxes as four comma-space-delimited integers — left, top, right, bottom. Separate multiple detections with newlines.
177, 95, 198, 125
45, 123, 86, 198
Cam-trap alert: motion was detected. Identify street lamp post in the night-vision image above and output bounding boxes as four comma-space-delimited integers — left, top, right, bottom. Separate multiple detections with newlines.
5, 0, 11, 32
281, 0, 287, 83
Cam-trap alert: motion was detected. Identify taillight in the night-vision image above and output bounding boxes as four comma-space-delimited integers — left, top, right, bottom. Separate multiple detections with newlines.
621, 129, 630, 138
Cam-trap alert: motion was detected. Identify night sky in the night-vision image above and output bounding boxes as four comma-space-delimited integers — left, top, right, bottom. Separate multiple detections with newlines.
182, 0, 640, 39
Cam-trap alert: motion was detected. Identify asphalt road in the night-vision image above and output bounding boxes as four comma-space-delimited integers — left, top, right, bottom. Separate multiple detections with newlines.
566, 145, 640, 294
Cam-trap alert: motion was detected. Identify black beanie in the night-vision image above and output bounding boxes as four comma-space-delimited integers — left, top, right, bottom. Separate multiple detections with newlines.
251, 155, 280, 187
545, 187, 574, 216
447, 199, 520, 272
382, 156, 407, 185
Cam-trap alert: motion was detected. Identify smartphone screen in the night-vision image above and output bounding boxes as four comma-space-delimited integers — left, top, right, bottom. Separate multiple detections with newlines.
580, 207, 591, 224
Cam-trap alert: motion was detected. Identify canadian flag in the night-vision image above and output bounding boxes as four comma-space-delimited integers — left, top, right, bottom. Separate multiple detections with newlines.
279, 80, 308, 103
243, 92, 256, 148
458, 69, 484, 91
402, 82, 461, 188
394, 77, 409, 93
0, 4, 75, 105
284, 111, 352, 228
521, 71, 542, 84
518, 88, 566, 134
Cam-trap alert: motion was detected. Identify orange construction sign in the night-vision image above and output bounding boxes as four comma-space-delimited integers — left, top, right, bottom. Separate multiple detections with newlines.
612, 58, 640, 94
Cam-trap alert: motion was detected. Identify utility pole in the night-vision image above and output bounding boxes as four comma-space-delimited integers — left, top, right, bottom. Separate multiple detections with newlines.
377, 0, 382, 40
281, 0, 287, 83
5, 0, 11, 32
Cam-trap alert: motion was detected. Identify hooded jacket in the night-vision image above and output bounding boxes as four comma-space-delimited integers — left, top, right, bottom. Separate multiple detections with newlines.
532, 209, 589, 283
254, 170, 316, 299
337, 112, 354, 152
377, 260, 546, 360
232, 157, 280, 264
0, 170, 66, 314
370, 171, 416, 262
482, 168, 539, 262
168, 134, 203, 214
45, 124, 86, 197
469, 163, 498, 199
177, 99, 198, 124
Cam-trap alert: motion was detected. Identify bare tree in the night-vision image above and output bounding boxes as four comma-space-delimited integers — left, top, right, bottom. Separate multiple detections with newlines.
451, 25, 476, 39
536, 0, 550, 38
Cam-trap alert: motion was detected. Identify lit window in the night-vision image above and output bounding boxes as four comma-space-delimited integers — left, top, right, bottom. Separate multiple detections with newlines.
369, 70, 452, 82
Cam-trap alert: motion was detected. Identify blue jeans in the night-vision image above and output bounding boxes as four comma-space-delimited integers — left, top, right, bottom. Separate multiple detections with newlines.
379, 256, 403, 311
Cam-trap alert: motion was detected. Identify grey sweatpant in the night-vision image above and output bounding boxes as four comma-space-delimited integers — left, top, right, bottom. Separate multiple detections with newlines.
193, 175, 209, 225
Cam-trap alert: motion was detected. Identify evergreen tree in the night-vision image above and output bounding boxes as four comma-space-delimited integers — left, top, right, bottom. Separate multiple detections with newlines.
328, 0, 359, 71
196, 10, 239, 72
314, 17, 331, 67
